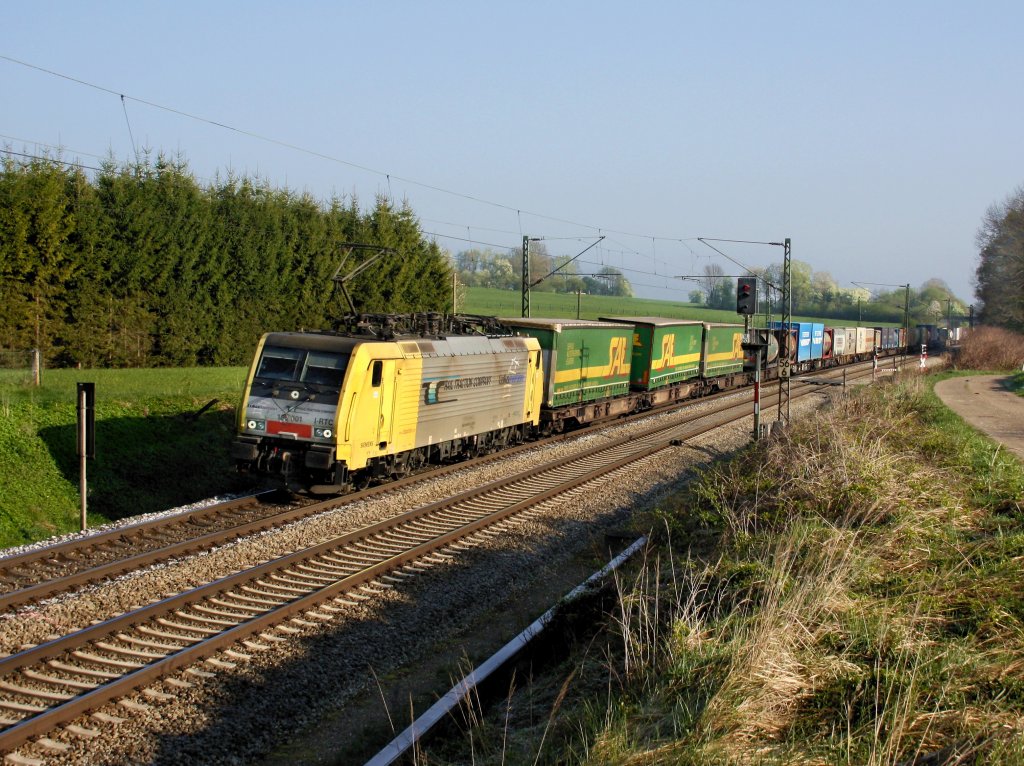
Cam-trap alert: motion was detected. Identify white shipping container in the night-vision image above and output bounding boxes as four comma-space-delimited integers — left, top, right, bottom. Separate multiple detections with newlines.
855, 327, 874, 355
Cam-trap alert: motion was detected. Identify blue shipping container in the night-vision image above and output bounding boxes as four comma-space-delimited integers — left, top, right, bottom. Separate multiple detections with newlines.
810, 323, 824, 360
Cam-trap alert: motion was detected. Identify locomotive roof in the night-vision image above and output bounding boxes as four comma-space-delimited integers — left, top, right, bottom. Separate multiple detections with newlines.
262, 331, 362, 352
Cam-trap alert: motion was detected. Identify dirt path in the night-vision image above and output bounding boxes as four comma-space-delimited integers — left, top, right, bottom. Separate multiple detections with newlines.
934, 375, 1024, 462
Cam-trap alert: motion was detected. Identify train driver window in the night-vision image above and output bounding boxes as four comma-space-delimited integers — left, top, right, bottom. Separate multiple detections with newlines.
371, 361, 383, 387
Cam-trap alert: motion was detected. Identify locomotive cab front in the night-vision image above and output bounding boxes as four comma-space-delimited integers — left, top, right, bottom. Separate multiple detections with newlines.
232, 332, 356, 491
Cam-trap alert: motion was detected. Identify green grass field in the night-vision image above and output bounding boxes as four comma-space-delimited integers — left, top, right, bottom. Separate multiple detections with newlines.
0, 367, 249, 548
462, 286, 897, 326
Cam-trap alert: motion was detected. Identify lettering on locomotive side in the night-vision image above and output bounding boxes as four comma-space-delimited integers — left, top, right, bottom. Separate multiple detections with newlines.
422, 373, 526, 405
314, 417, 334, 427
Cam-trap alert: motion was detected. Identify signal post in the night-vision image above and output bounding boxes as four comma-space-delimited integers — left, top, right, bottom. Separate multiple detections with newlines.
736, 277, 766, 441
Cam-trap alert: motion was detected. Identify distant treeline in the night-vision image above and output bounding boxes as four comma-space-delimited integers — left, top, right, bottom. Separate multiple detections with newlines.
0, 155, 451, 367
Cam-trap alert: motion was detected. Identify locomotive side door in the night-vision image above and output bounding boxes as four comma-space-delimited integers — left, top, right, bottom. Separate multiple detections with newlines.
372, 359, 397, 450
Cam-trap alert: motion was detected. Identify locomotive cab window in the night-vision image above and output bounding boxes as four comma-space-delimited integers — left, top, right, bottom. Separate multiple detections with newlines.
302, 351, 349, 387
255, 347, 303, 380
254, 345, 350, 391
371, 360, 383, 387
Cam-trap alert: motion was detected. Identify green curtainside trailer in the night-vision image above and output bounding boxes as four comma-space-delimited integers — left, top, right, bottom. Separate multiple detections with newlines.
500, 318, 633, 407
600, 317, 704, 391
700, 322, 745, 377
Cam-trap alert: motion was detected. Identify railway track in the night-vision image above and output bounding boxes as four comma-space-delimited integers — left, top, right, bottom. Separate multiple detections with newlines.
0, 360, 891, 760
0, 359, 884, 617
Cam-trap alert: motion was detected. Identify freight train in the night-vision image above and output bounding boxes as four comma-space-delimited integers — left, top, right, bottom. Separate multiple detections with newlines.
231, 313, 906, 493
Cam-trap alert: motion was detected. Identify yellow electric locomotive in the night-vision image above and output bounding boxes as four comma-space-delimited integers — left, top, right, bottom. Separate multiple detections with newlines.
232, 326, 543, 493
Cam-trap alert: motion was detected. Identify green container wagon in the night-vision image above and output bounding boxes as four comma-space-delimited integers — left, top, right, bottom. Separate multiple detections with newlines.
600, 317, 704, 391
500, 318, 632, 407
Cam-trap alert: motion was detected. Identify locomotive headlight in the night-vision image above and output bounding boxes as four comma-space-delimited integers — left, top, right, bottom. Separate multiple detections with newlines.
323, 429, 333, 439
314, 428, 334, 439
247, 419, 266, 432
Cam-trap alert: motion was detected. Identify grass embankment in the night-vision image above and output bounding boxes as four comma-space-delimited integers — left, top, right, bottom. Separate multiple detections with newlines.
448, 374, 1024, 764
0, 367, 248, 548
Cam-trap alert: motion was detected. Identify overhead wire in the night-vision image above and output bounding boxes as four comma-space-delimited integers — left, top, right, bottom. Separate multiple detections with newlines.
1, 53, 720, 247
2, 53, 796, 294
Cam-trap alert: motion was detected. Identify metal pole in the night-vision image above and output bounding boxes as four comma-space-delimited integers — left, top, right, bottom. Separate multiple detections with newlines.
79, 387, 88, 531
777, 238, 792, 424
903, 284, 910, 353
521, 235, 531, 318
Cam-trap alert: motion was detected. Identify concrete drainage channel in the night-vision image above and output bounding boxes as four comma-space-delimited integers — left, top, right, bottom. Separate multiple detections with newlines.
365, 535, 649, 766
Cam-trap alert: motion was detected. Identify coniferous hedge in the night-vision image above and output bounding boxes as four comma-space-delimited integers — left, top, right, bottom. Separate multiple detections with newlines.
0, 154, 452, 367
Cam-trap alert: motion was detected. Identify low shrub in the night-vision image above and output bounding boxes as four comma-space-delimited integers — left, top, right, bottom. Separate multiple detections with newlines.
955, 326, 1024, 370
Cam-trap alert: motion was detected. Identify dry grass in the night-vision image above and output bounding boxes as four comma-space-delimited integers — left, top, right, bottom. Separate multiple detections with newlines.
427, 374, 1024, 765
955, 326, 1024, 371
568, 376, 1024, 765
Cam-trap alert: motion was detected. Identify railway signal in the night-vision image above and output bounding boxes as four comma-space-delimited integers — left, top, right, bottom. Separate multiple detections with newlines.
736, 277, 758, 315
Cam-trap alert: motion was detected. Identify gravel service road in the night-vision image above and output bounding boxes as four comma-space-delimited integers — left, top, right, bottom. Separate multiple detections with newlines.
935, 374, 1024, 462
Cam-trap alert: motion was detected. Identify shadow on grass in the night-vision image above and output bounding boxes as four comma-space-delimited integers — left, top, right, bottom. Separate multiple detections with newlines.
37, 407, 253, 521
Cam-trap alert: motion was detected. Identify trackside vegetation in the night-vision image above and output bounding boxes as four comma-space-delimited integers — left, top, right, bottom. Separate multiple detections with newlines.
0, 367, 247, 548
0, 154, 450, 369
440, 374, 1024, 764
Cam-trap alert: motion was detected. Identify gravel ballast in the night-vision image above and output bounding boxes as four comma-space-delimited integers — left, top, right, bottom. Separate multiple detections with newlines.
3, 386, 840, 766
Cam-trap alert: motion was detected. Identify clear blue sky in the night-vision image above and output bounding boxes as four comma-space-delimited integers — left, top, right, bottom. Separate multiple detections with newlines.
4, 1, 1022, 304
